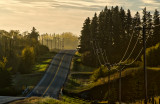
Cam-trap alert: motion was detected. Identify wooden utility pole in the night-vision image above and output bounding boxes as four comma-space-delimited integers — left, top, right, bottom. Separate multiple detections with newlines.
105, 63, 111, 104
51, 39, 52, 50
47, 38, 48, 47
119, 68, 122, 104
54, 34, 56, 49
143, 24, 147, 104
62, 38, 64, 50
58, 35, 59, 50
42, 35, 43, 45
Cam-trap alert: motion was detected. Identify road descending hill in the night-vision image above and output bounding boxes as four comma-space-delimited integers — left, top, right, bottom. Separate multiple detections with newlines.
27, 50, 76, 98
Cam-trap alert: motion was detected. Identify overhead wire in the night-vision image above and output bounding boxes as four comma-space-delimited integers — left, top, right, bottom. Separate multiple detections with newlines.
93, 40, 103, 65
97, 42, 108, 64
120, 31, 141, 63
125, 28, 151, 66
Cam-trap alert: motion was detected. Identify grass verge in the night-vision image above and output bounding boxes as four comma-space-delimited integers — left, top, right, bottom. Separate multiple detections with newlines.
64, 51, 97, 93
10, 95, 91, 104
12, 52, 57, 96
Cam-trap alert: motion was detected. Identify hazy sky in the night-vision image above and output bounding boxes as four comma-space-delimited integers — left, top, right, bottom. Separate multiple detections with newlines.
0, 0, 160, 36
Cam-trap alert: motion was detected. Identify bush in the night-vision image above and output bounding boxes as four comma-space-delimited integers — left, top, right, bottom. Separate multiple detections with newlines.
91, 66, 107, 81
19, 47, 35, 74
38, 45, 49, 55
144, 43, 160, 67
0, 57, 12, 88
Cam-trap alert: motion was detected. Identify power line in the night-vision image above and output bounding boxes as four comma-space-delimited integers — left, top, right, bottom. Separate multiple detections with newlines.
94, 41, 103, 65
91, 40, 102, 65
104, 50, 109, 63
97, 42, 107, 64
124, 28, 151, 66
118, 28, 135, 63
120, 31, 141, 64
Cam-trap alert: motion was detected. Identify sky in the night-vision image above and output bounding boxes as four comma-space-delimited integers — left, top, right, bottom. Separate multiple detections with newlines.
0, 0, 160, 36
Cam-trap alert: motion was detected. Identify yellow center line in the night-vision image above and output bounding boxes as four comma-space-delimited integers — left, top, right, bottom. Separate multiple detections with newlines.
42, 54, 66, 97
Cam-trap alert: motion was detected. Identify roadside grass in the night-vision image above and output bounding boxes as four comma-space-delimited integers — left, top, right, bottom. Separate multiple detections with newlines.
65, 59, 160, 94
10, 97, 65, 104
60, 95, 91, 104
10, 95, 91, 104
64, 52, 97, 93
65, 54, 141, 94
12, 52, 57, 96
134, 96, 160, 104
64, 51, 160, 103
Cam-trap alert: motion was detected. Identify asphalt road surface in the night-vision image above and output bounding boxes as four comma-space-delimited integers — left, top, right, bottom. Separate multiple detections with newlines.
27, 50, 76, 98
0, 96, 25, 104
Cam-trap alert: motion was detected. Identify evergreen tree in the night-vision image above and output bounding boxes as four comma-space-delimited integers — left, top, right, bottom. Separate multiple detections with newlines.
98, 10, 106, 49
79, 6, 160, 66
142, 7, 153, 48
79, 17, 91, 53
28, 27, 39, 41
126, 9, 132, 35
152, 9, 160, 45
90, 13, 99, 40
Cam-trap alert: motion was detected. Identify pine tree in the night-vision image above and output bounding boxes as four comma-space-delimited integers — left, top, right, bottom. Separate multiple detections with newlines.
90, 13, 99, 40
126, 9, 132, 35
131, 12, 142, 59
142, 7, 153, 48
79, 17, 91, 53
152, 9, 160, 45
28, 27, 39, 41
98, 10, 106, 49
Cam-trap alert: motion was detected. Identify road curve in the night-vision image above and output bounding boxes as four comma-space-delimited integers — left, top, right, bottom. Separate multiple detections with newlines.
27, 50, 76, 98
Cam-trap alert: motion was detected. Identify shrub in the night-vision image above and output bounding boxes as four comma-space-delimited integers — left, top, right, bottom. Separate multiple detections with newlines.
91, 65, 107, 81
0, 57, 12, 88
81, 51, 97, 67
144, 43, 160, 67
38, 45, 49, 55
19, 47, 35, 74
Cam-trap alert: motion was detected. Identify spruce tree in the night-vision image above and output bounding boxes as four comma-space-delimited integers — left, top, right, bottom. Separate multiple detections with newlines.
29, 27, 39, 41
79, 17, 91, 53
152, 9, 160, 45
90, 13, 99, 40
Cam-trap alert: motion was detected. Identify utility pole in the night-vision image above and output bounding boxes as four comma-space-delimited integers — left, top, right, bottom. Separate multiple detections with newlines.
135, 21, 151, 104
47, 38, 48, 48
62, 38, 64, 50
4, 37, 7, 57
58, 35, 59, 50
54, 34, 56, 49
60, 39, 61, 50
143, 24, 147, 104
119, 68, 122, 104
42, 35, 43, 45
105, 63, 111, 104
53, 36, 54, 50
51, 39, 52, 50
9, 38, 12, 56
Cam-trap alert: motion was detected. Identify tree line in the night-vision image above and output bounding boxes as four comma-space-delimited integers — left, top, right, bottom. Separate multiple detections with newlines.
0, 27, 50, 91
0, 27, 79, 92
39, 32, 78, 50
79, 6, 160, 67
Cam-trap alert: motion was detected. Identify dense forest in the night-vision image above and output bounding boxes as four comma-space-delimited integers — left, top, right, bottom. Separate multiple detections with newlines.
79, 6, 160, 67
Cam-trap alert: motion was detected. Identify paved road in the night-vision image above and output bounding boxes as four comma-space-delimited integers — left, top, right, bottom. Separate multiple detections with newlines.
0, 96, 25, 104
27, 50, 75, 98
